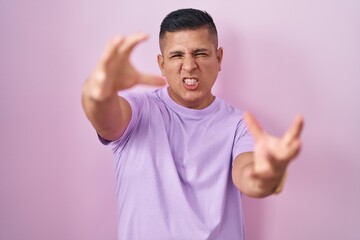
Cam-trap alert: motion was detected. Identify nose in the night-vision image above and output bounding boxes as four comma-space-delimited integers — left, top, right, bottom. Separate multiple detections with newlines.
182, 55, 197, 72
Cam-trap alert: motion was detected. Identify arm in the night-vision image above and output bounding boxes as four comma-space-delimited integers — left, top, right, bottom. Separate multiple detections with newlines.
82, 34, 165, 141
232, 112, 304, 198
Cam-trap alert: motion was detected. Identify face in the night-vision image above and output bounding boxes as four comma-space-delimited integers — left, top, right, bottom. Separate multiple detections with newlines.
158, 27, 223, 109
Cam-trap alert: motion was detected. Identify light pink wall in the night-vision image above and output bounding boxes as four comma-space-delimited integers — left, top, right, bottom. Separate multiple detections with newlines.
1, 1, 359, 240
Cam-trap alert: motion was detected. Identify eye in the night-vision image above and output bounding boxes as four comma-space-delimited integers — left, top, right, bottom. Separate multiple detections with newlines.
195, 52, 208, 57
170, 54, 183, 59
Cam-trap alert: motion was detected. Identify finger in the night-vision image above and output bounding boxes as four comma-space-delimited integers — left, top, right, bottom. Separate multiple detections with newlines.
250, 162, 281, 180
273, 138, 302, 163
100, 36, 124, 63
138, 74, 167, 86
118, 33, 148, 56
282, 114, 304, 145
243, 112, 265, 141
287, 139, 302, 160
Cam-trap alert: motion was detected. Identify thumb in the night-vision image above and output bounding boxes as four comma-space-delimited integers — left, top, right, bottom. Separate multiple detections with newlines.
138, 74, 167, 86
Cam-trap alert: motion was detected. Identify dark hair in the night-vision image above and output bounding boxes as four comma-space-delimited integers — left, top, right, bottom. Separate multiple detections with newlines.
159, 8, 218, 46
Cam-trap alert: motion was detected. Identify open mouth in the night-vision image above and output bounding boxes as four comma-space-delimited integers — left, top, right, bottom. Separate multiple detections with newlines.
183, 78, 199, 89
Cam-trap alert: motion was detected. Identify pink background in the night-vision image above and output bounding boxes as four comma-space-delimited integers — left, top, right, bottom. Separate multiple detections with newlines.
1, 0, 359, 239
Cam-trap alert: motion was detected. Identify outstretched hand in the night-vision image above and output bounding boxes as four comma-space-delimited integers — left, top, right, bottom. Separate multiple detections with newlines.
243, 112, 304, 181
91, 33, 165, 94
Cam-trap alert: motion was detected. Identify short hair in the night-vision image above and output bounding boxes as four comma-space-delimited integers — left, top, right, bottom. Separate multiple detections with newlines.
159, 8, 218, 48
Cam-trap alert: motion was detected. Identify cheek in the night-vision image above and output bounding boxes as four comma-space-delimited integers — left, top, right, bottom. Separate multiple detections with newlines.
202, 61, 220, 74
200, 57, 219, 67
164, 63, 181, 75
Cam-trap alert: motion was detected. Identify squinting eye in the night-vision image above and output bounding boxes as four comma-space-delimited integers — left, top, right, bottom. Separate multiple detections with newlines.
170, 55, 182, 59
195, 53, 208, 57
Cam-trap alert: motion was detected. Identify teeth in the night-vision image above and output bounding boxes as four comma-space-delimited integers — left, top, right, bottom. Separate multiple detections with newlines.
183, 78, 198, 85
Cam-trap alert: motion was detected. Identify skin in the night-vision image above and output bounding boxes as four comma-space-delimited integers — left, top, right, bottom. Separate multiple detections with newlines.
157, 27, 223, 109
82, 34, 165, 141
82, 29, 304, 198
232, 112, 304, 197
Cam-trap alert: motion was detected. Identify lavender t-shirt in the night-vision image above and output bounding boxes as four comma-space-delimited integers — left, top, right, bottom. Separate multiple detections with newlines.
103, 88, 254, 240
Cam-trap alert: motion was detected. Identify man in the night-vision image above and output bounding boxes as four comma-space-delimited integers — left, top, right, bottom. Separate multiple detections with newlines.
82, 8, 304, 240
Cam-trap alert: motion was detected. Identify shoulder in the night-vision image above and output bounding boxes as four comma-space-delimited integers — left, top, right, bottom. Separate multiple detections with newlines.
121, 89, 164, 107
216, 97, 245, 120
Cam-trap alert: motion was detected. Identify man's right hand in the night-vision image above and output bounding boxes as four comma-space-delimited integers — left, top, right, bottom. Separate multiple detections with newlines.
82, 33, 165, 141
89, 33, 165, 101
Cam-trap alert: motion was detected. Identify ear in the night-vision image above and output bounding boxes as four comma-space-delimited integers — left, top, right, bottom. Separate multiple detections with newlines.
216, 47, 223, 71
157, 54, 165, 76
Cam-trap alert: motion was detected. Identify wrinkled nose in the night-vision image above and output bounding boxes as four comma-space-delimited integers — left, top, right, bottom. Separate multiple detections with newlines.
182, 56, 197, 72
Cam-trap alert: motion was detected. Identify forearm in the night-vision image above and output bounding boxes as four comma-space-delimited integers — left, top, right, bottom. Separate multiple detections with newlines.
235, 112, 303, 198
82, 75, 131, 141
81, 33, 164, 140
237, 163, 284, 198
232, 153, 286, 198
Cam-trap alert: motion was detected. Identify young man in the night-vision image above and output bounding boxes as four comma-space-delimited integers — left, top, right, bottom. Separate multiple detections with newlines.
82, 8, 304, 240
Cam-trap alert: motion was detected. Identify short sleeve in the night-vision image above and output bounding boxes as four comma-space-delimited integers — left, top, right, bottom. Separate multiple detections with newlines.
97, 92, 143, 152
232, 118, 254, 161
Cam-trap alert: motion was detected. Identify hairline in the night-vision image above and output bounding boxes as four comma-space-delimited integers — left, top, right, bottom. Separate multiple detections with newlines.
159, 27, 219, 54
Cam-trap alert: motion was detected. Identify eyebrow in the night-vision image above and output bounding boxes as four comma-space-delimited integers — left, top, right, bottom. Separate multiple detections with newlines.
169, 50, 184, 56
193, 48, 209, 53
